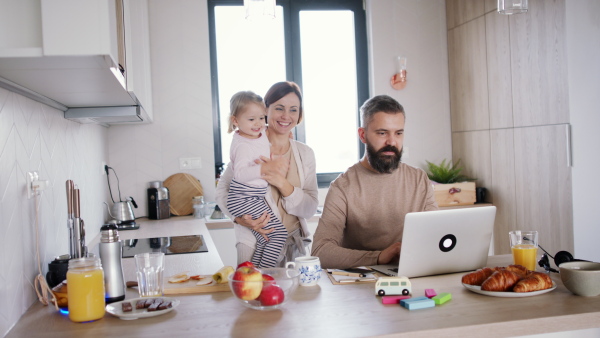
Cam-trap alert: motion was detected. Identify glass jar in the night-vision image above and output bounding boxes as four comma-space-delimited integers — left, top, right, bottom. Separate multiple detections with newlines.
192, 196, 205, 219
67, 256, 105, 322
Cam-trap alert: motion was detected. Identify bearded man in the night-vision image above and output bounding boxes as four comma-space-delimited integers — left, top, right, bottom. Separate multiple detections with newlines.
311, 95, 438, 269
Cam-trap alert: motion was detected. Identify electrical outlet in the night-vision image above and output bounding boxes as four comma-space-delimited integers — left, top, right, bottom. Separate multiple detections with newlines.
101, 161, 107, 175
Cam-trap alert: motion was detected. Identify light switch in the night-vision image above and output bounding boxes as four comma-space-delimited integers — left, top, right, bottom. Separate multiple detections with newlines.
179, 157, 202, 170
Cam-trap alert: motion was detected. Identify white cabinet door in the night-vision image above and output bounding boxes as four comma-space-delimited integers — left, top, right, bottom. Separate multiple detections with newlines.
124, 0, 153, 121
513, 124, 573, 254
41, 0, 119, 62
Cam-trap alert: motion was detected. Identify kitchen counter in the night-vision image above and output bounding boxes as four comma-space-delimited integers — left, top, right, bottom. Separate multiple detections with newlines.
7, 222, 600, 337
92, 216, 226, 281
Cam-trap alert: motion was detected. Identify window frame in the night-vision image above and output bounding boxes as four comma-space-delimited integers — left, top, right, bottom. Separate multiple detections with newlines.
208, 0, 369, 188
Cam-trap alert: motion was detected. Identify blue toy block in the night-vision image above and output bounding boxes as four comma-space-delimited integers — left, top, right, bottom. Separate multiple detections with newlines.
400, 296, 434, 310
401, 297, 435, 310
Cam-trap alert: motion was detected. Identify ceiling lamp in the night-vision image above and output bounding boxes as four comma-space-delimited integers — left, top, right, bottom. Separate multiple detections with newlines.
498, 0, 528, 15
244, 0, 276, 20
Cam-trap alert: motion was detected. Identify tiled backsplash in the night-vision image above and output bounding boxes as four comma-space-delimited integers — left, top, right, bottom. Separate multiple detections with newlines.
0, 87, 108, 336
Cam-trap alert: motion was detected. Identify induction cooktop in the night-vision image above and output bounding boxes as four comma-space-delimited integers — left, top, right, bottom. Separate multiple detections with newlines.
122, 235, 208, 258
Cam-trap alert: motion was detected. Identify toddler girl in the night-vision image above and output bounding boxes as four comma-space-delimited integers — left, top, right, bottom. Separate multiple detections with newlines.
226, 91, 287, 268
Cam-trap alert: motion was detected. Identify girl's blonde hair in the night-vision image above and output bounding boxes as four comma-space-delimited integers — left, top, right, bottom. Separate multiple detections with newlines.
228, 91, 266, 133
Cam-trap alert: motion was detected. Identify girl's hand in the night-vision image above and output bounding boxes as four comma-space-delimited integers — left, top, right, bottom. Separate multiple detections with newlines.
235, 212, 272, 241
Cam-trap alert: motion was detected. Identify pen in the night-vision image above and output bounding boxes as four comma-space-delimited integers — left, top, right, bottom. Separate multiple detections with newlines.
332, 271, 365, 278
339, 278, 376, 283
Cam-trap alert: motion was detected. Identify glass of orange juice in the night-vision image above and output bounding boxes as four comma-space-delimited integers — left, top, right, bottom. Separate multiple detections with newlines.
509, 230, 539, 271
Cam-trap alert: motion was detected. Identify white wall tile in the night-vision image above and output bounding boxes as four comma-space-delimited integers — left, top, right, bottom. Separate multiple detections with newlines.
0, 87, 108, 337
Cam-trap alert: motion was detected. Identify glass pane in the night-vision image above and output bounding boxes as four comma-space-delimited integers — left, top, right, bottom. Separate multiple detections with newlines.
214, 6, 286, 165
300, 11, 359, 173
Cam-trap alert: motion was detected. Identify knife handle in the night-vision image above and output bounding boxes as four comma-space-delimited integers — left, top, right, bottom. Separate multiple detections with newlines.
66, 180, 73, 215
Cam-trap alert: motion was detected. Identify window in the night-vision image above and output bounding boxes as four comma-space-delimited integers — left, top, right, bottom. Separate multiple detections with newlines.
208, 0, 368, 187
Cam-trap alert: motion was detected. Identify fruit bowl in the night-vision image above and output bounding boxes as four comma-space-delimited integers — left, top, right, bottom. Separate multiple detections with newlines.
228, 267, 300, 311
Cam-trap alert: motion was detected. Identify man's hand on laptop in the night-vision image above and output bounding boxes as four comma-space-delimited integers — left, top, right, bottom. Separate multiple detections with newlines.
378, 242, 401, 264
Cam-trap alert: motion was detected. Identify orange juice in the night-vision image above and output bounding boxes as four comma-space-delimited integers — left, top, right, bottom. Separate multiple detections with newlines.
67, 258, 105, 322
511, 244, 538, 271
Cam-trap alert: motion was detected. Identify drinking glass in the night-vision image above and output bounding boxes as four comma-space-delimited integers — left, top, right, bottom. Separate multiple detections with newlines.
134, 252, 165, 297
509, 230, 538, 271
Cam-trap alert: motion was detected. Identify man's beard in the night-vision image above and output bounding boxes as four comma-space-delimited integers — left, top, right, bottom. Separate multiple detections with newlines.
366, 143, 402, 174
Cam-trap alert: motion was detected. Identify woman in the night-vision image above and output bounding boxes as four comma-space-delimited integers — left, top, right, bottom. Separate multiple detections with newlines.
216, 81, 319, 266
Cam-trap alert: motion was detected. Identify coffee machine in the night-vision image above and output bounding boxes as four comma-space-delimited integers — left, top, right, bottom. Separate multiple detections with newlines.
148, 181, 170, 220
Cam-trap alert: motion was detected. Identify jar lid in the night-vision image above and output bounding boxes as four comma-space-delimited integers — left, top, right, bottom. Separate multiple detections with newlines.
148, 181, 163, 189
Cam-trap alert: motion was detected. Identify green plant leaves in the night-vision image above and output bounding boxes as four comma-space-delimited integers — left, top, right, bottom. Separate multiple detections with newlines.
425, 159, 476, 184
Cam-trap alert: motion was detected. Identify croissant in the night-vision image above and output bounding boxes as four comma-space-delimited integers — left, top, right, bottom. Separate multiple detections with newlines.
481, 270, 521, 292
513, 272, 553, 292
461, 267, 496, 286
504, 264, 529, 278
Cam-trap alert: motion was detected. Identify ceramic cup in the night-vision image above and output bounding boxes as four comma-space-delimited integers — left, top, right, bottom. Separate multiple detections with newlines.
285, 256, 322, 286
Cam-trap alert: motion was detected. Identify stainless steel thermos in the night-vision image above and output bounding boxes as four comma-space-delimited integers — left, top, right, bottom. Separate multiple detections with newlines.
99, 221, 126, 303
148, 181, 170, 220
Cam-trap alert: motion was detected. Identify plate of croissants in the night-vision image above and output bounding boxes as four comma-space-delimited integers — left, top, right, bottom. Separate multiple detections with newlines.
461, 264, 556, 297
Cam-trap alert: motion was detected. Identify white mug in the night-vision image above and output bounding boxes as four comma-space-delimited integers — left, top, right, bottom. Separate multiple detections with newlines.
286, 256, 322, 286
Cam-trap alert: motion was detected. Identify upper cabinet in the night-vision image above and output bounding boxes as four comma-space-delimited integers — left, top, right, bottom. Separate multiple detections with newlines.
0, 0, 153, 124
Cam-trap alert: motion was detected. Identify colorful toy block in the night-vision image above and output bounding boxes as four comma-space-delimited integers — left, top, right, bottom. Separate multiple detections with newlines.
381, 295, 411, 304
432, 292, 452, 305
400, 296, 435, 310
425, 289, 437, 298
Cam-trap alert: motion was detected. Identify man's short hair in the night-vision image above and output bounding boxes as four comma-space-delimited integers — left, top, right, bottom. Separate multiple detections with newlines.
360, 95, 405, 129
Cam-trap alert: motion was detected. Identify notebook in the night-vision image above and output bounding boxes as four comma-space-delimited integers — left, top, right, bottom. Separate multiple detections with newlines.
369, 206, 496, 278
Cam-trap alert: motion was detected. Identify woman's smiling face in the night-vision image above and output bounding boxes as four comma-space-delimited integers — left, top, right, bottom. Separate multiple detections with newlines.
266, 92, 300, 136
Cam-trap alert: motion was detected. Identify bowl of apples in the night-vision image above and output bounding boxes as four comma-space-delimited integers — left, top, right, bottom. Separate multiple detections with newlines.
229, 262, 300, 311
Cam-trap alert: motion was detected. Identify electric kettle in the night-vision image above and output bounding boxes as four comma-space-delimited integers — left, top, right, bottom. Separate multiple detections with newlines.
104, 197, 138, 229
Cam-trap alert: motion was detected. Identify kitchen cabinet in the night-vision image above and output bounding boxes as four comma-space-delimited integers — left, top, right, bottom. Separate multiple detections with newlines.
446, 0, 573, 255
447, 16, 489, 132
0, 0, 153, 123
509, 0, 569, 127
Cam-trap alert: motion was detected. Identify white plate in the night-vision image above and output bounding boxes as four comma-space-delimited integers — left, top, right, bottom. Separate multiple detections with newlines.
106, 297, 180, 320
462, 281, 557, 297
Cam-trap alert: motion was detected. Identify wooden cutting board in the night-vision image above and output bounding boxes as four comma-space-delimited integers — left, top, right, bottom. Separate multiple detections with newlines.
163, 173, 204, 216
164, 279, 230, 295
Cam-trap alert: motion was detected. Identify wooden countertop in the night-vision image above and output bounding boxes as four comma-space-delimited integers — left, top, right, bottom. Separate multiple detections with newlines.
8, 227, 600, 337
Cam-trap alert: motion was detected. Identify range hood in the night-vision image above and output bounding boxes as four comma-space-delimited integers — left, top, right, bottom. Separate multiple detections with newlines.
64, 106, 143, 124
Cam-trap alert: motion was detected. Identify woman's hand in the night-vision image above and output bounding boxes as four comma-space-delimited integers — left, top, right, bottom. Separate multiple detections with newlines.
235, 212, 273, 241
257, 155, 294, 196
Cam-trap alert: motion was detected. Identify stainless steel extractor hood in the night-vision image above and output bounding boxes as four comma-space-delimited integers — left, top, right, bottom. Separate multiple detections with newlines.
64, 106, 143, 124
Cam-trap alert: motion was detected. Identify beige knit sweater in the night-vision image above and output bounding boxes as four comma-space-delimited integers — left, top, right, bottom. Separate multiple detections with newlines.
312, 162, 438, 269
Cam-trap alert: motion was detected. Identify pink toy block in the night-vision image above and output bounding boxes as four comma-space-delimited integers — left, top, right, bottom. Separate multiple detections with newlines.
381, 295, 411, 304
425, 289, 437, 298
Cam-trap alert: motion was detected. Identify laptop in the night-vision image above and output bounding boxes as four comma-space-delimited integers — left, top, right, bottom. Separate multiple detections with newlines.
369, 206, 496, 278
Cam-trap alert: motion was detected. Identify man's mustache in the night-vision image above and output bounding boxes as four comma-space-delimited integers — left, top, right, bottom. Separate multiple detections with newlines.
377, 145, 401, 156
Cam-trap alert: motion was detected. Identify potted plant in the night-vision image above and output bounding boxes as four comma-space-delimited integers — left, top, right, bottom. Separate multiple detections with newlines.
425, 159, 477, 207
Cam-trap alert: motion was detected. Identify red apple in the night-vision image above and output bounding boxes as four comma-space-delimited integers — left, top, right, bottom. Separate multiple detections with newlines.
258, 284, 285, 306
262, 274, 276, 286
237, 261, 255, 269
232, 266, 263, 300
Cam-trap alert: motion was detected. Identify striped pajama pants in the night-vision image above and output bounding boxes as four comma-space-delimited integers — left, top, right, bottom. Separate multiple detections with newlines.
227, 179, 287, 268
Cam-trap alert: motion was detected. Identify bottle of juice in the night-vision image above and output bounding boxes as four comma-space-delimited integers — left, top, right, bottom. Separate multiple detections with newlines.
67, 256, 106, 322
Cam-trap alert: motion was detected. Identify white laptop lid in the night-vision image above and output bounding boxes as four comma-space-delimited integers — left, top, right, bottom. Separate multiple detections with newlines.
370, 206, 496, 278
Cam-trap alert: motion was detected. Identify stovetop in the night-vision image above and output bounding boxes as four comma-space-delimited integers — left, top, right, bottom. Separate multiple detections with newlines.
122, 235, 208, 258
